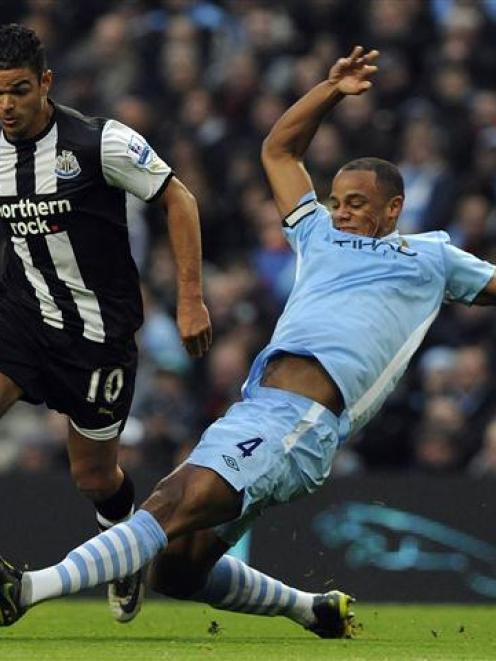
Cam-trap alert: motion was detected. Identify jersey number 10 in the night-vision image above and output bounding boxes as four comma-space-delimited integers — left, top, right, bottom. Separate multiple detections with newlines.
86, 368, 124, 404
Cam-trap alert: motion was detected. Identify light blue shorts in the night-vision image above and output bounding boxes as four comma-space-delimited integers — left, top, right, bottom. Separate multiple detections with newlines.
186, 385, 341, 545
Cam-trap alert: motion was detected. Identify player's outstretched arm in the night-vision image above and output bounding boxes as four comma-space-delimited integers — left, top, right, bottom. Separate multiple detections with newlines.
261, 46, 379, 217
161, 177, 212, 357
473, 273, 496, 305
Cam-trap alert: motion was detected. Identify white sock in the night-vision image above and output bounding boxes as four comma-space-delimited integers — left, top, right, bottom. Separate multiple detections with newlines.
21, 510, 166, 607
194, 555, 316, 626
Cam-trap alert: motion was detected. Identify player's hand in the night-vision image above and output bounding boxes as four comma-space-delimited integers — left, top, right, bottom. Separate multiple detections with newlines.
177, 298, 212, 358
328, 46, 379, 95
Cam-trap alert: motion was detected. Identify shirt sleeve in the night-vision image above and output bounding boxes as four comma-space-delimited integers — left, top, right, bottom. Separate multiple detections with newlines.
282, 191, 330, 253
101, 120, 172, 202
442, 237, 495, 304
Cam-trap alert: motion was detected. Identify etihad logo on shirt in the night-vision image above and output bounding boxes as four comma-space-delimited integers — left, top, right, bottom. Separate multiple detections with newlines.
0, 198, 72, 236
333, 237, 418, 257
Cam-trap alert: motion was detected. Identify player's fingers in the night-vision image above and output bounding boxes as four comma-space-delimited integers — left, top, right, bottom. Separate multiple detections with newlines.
356, 65, 378, 80
337, 48, 361, 70
184, 327, 212, 357
363, 64, 378, 75
199, 329, 211, 354
336, 57, 350, 69
186, 338, 202, 357
349, 45, 364, 61
364, 49, 380, 62
182, 334, 200, 357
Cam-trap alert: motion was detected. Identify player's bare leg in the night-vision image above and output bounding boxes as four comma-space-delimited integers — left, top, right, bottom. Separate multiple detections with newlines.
0, 461, 353, 637
142, 464, 243, 539
0, 462, 242, 627
148, 529, 228, 598
0, 372, 24, 416
148, 529, 355, 639
67, 426, 123, 502
0, 464, 238, 620
67, 426, 141, 622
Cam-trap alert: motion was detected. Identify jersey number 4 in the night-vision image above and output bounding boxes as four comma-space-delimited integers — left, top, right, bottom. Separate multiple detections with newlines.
236, 437, 264, 458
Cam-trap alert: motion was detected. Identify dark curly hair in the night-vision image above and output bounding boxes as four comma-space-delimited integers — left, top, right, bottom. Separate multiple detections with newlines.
340, 157, 405, 200
0, 24, 46, 80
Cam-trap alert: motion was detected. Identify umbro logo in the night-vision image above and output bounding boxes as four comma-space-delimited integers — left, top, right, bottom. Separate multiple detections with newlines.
55, 150, 81, 179
223, 455, 240, 471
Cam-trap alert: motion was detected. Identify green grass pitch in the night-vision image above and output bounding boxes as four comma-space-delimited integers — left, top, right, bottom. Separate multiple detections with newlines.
1, 599, 496, 660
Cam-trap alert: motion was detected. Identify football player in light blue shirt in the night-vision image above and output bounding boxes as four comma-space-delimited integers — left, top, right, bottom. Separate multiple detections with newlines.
2, 47, 496, 638
244, 186, 494, 438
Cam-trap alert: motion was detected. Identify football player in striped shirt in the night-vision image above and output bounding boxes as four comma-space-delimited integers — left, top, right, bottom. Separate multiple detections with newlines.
0, 23, 211, 623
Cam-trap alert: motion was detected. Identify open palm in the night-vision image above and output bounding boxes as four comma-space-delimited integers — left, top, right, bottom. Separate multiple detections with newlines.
328, 46, 379, 95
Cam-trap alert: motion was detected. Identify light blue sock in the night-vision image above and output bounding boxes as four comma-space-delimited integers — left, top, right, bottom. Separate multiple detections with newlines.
21, 510, 167, 607
193, 555, 316, 626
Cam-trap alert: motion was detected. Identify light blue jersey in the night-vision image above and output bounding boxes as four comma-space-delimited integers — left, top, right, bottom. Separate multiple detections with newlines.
243, 192, 494, 437
188, 190, 494, 544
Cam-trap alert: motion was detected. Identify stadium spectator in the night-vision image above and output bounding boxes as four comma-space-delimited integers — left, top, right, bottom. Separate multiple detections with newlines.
468, 417, 496, 476
397, 117, 456, 233
448, 193, 494, 254
412, 426, 465, 473
250, 198, 296, 306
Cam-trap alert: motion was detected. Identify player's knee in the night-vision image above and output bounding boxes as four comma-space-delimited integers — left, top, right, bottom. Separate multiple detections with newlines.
143, 465, 241, 538
70, 462, 117, 501
144, 473, 207, 526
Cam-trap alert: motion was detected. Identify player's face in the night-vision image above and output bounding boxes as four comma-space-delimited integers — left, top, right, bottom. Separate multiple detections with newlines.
0, 67, 52, 141
329, 170, 401, 237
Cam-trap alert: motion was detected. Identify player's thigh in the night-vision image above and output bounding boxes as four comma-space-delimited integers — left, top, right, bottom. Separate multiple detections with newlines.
143, 463, 243, 538
186, 388, 340, 546
0, 298, 44, 410
43, 334, 137, 443
148, 528, 229, 597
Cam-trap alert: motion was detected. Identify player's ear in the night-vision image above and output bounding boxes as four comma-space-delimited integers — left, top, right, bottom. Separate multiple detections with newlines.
388, 195, 404, 223
40, 69, 53, 98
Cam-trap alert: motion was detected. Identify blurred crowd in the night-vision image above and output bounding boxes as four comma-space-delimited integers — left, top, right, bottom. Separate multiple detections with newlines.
2, 0, 496, 478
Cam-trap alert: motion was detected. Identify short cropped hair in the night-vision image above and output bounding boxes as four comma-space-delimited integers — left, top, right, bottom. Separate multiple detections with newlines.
0, 24, 46, 80
340, 157, 405, 200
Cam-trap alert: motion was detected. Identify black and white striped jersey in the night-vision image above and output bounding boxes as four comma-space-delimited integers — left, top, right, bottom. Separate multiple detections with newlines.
0, 102, 172, 343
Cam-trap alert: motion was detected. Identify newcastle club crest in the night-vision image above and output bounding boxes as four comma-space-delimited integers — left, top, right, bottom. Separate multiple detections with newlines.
55, 150, 81, 179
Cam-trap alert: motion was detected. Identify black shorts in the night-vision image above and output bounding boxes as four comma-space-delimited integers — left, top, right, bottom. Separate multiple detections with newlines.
0, 297, 137, 440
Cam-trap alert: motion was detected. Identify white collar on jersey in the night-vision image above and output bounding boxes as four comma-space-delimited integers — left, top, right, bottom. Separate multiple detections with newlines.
381, 230, 401, 241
